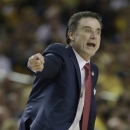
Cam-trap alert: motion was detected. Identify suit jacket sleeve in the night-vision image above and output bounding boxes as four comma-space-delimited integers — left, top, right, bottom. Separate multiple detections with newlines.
28, 44, 64, 79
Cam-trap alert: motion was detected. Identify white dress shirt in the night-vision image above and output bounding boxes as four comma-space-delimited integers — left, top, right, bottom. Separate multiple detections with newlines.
68, 49, 90, 130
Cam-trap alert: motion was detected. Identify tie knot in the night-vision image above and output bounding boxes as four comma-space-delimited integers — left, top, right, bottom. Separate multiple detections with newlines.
84, 63, 90, 71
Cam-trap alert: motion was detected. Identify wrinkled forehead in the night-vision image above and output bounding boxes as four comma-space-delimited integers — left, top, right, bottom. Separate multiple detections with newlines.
78, 17, 101, 29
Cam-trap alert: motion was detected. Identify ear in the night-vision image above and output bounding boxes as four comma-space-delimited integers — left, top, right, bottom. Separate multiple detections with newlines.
67, 30, 75, 41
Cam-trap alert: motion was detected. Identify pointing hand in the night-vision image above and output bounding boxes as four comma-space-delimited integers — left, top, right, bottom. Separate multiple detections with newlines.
28, 53, 44, 72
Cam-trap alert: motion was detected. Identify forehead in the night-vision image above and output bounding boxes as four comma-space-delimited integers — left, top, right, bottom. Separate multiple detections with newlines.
78, 17, 101, 29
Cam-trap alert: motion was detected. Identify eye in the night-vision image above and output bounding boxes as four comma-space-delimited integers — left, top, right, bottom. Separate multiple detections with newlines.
96, 30, 101, 35
84, 28, 91, 32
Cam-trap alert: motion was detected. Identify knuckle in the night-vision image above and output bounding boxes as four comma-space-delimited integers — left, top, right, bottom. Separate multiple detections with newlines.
37, 53, 41, 55
29, 57, 32, 61
36, 53, 41, 57
29, 56, 35, 61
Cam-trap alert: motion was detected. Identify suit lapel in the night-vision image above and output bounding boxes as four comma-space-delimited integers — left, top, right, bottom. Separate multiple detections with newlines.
66, 45, 97, 91
90, 62, 97, 89
66, 45, 81, 91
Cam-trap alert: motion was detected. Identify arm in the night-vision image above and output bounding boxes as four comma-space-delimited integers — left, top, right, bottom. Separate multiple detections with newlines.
28, 52, 63, 79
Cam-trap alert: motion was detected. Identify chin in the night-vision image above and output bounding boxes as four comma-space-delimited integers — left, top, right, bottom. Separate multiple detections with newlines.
87, 52, 96, 57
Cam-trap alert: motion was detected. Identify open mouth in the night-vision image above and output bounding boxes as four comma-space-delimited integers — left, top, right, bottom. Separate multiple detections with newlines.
87, 43, 95, 47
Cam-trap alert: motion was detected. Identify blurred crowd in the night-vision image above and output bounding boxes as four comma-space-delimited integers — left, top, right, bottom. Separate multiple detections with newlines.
0, 0, 130, 130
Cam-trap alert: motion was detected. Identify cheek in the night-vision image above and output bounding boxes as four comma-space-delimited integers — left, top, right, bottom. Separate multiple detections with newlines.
82, 34, 88, 39
79, 35, 88, 45
96, 40, 101, 50
97, 37, 101, 44
74, 34, 88, 47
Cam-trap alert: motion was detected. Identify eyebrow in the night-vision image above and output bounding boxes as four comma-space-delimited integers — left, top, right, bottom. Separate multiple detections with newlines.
82, 26, 101, 31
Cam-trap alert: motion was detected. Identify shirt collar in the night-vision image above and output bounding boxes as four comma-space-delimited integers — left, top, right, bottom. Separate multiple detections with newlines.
72, 48, 90, 71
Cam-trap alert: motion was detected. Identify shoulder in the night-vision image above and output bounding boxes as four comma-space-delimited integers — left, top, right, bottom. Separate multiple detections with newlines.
43, 43, 67, 55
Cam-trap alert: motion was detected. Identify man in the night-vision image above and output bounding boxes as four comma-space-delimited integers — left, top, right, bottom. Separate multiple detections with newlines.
19, 11, 102, 130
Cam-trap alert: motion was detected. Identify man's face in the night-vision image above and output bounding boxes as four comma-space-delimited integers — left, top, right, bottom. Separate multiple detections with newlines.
69, 17, 101, 61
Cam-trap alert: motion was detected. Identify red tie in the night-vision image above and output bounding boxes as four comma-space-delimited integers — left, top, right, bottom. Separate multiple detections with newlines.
82, 63, 92, 130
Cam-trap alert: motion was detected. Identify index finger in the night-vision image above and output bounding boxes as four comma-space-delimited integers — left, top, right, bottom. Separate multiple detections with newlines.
35, 53, 44, 64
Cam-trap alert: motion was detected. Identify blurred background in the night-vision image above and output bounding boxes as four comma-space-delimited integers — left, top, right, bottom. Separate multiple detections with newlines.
0, 0, 130, 130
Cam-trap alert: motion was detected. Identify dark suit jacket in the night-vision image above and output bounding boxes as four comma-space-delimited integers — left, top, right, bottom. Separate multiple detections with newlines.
19, 43, 98, 130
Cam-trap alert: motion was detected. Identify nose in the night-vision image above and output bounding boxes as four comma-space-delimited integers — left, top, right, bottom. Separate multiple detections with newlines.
90, 32, 96, 39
